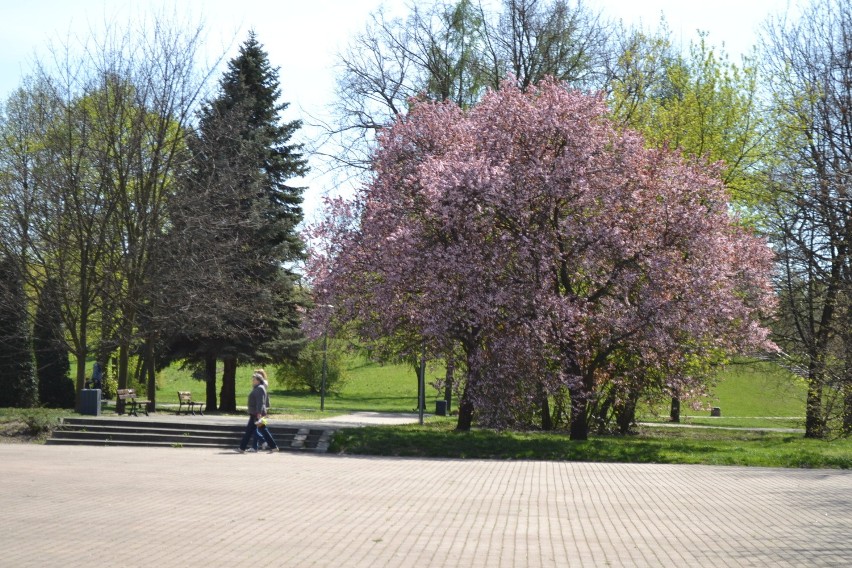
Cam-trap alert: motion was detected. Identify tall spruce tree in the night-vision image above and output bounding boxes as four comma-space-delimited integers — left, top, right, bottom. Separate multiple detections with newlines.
0, 255, 37, 408
161, 31, 308, 412
215, 31, 308, 261
34, 278, 75, 408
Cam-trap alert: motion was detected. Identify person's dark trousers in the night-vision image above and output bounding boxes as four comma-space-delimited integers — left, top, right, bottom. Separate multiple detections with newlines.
255, 425, 278, 450
239, 416, 258, 451
252, 426, 262, 450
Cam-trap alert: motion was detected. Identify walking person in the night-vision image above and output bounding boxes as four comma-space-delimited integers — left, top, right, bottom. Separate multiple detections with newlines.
252, 369, 272, 451
86, 361, 103, 390
238, 370, 279, 453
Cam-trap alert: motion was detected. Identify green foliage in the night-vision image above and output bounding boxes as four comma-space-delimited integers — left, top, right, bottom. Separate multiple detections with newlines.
422, 0, 489, 107
34, 278, 75, 409
101, 373, 117, 401
18, 408, 62, 436
609, 29, 767, 211
0, 408, 65, 441
0, 255, 37, 408
274, 338, 348, 394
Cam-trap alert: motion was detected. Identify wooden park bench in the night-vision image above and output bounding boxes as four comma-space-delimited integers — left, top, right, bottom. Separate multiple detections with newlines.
116, 388, 151, 417
177, 391, 205, 416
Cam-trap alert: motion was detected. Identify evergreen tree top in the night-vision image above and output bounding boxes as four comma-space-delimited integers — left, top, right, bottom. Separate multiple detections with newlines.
218, 30, 285, 127
201, 29, 309, 222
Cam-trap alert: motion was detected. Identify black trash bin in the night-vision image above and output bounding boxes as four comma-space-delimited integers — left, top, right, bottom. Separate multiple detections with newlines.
80, 389, 102, 416
435, 400, 448, 416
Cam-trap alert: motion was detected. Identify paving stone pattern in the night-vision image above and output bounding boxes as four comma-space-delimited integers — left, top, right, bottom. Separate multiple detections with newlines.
0, 444, 849, 567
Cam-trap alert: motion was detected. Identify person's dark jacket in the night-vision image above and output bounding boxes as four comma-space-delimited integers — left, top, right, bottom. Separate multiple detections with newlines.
247, 383, 267, 417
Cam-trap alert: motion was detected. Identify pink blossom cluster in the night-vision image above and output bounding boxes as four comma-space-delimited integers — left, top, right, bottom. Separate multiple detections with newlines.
305, 78, 776, 436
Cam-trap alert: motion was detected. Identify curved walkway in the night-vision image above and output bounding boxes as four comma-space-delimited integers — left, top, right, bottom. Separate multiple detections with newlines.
0, 442, 849, 567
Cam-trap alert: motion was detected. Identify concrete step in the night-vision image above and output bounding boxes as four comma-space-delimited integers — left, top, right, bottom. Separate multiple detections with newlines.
46, 417, 333, 452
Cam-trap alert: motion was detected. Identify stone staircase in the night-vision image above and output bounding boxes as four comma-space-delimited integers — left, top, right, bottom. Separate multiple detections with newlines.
46, 416, 334, 452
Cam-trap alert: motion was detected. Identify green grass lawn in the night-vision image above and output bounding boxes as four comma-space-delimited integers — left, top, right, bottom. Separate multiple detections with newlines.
640, 359, 807, 429
155, 353, 433, 416
154, 356, 807, 425
702, 359, 807, 417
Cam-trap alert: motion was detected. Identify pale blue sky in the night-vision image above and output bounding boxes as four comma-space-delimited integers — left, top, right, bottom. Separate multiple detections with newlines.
0, 0, 793, 217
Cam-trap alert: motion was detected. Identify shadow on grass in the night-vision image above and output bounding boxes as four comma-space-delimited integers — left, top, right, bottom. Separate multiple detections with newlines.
268, 388, 322, 399
328, 422, 852, 468
268, 387, 418, 414
330, 424, 674, 463
269, 388, 413, 403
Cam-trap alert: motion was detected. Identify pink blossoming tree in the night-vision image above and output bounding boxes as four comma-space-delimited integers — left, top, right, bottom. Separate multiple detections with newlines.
306, 79, 776, 439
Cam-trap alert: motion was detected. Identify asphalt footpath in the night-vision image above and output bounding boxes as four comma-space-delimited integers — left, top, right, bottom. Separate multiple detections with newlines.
0, 419, 849, 567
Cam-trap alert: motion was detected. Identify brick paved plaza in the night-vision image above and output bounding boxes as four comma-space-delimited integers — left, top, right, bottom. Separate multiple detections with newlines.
0, 443, 850, 567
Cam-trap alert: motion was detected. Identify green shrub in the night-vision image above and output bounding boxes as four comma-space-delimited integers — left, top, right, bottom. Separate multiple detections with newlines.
20, 409, 62, 436
102, 374, 117, 400
275, 339, 348, 394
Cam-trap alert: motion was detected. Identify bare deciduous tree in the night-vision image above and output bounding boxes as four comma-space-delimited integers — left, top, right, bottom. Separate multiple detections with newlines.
761, 0, 852, 437
0, 11, 216, 408
323, 0, 613, 175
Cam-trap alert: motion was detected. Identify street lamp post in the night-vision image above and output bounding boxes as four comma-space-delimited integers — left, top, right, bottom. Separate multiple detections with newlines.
320, 328, 328, 412
319, 305, 334, 412
418, 341, 426, 425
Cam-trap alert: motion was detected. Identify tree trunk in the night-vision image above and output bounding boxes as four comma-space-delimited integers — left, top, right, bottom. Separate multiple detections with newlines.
569, 389, 589, 441
219, 356, 237, 412
616, 394, 638, 435
455, 361, 476, 431
805, 378, 825, 438
540, 381, 553, 431
205, 354, 218, 411
456, 396, 474, 431
412, 360, 421, 413
593, 392, 614, 433
843, 383, 852, 435
116, 344, 130, 414
564, 356, 590, 440
144, 337, 156, 412
72, 273, 90, 411
670, 397, 681, 423
444, 355, 454, 414
74, 347, 87, 412
455, 339, 480, 431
